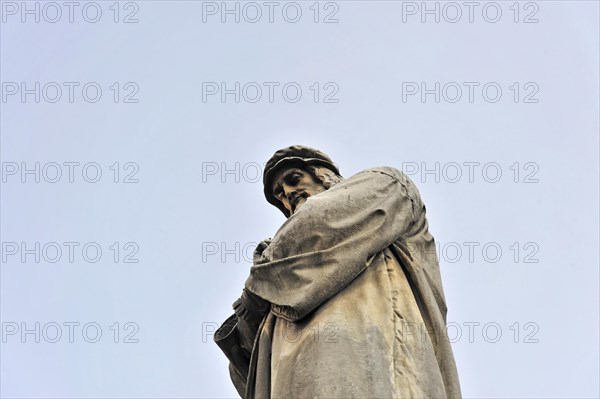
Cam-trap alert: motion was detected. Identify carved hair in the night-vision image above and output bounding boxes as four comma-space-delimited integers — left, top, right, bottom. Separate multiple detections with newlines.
305, 165, 343, 189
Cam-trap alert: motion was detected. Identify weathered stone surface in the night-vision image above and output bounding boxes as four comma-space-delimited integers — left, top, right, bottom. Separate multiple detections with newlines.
215, 146, 462, 398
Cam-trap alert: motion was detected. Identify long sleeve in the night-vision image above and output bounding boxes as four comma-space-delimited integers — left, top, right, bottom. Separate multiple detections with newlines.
213, 315, 250, 398
245, 167, 425, 322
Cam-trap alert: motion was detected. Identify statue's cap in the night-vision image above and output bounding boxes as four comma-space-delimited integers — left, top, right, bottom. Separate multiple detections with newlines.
263, 145, 339, 216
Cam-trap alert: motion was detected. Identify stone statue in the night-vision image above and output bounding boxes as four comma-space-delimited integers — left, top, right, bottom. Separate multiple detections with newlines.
214, 145, 462, 398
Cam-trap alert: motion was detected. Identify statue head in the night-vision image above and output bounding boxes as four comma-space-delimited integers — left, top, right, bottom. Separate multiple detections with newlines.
263, 145, 342, 217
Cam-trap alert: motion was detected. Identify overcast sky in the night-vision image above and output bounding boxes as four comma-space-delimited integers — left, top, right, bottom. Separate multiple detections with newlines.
1, 1, 599, 398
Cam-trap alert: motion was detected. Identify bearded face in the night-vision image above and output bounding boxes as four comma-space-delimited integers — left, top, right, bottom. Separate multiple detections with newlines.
271, 167, 327, 215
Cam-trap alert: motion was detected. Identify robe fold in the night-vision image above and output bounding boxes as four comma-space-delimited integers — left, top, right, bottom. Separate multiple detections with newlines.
215, 167, 462, 399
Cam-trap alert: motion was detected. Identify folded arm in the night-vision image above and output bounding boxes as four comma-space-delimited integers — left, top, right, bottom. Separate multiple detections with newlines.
245, 167, 424, 321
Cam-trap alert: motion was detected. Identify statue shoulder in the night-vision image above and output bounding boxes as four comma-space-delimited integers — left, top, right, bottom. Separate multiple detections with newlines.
361, 166, 413, 185
359, 167, 423, 206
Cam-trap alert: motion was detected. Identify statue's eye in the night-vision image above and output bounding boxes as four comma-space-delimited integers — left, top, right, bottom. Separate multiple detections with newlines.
285, 173, 301, 185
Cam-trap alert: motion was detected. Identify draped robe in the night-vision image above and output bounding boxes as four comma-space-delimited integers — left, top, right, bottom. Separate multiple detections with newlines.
215, 167, 462, 399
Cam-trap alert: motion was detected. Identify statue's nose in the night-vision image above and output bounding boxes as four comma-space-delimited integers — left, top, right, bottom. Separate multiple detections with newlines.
282, 184, 296, 198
